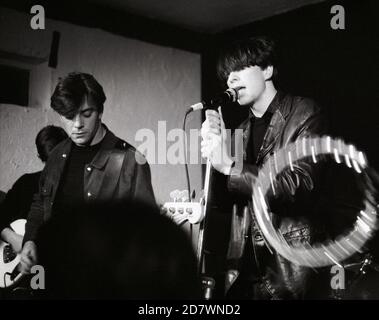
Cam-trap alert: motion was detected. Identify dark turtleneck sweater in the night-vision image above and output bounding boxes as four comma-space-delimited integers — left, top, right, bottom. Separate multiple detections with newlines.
53, 141, 102, 214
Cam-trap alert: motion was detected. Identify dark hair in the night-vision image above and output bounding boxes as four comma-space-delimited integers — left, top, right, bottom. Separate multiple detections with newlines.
217, 36, 278, 83
51, 72, 106, 119
36, 125, 68, 162
37, 201, 201, 299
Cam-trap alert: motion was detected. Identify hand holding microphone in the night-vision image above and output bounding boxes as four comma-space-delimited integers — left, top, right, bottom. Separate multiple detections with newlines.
201, 107, 234, 175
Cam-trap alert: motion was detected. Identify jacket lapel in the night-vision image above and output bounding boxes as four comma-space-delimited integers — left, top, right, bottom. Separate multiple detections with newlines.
256, 110, 286, 164
84, 129, 119, 200
256, 92, 290, 165
50, 139, 72, 203
234, 117, 251, 162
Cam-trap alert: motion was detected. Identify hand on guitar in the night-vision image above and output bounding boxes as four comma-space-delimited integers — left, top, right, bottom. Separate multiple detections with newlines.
201, 108, 234, 175
0, 228, 23, 253
10, 234, 23, 254
19, 241, 37, 274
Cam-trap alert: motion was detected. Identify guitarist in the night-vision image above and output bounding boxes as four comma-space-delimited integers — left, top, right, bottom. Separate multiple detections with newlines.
19, 72, 156, 276
0, 126, 67, 297
200, 36, 328, 299
0, 126, 68, 254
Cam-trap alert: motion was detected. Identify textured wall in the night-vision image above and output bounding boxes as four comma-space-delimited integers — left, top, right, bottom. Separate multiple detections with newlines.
0, 8, 202, 207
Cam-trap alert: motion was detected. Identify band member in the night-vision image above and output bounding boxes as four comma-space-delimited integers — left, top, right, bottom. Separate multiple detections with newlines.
0, 125, 68, 253
201, 36, 327, 299
19, 72, 155, 274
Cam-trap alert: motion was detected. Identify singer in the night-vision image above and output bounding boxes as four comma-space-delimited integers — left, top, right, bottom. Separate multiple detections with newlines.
200, 36, 328, 299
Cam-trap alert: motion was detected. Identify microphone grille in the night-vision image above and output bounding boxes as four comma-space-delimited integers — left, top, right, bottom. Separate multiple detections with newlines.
225, 88, 238, 102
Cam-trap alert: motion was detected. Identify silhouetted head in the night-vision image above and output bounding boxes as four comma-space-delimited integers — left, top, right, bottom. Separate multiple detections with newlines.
35, 125, 68, 162
37, 201, 201, 299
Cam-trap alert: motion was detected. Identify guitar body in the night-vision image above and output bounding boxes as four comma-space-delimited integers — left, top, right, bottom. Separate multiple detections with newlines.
0, 219, 26, 288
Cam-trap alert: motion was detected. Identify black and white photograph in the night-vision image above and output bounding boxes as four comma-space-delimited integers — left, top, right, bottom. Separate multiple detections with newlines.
0, 0, 378, 307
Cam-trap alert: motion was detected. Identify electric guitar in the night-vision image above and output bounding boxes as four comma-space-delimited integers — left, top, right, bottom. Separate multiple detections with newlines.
0, 219, 26, 288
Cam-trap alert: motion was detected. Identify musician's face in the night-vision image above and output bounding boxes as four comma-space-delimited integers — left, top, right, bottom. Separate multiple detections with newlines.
226, 66, 272, 106
60, 101, 102, 147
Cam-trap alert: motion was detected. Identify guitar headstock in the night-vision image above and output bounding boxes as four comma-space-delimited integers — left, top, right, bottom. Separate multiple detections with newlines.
161, 189, 204, 225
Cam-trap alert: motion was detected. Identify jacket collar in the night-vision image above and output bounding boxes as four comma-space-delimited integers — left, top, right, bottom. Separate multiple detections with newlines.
248, 91, 279, 120
240, 91, 287, 128
60, 124, 119, 170
90, 125, 118, 169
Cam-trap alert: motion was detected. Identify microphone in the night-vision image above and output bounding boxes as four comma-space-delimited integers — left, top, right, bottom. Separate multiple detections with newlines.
189, 88, 238, 112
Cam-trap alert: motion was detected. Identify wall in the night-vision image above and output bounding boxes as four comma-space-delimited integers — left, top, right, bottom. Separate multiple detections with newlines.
0, 7, 202, 208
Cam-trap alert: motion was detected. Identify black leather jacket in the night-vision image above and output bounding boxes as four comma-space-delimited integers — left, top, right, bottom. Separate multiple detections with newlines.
24, 126, 155, 243
224, 91, 327, 299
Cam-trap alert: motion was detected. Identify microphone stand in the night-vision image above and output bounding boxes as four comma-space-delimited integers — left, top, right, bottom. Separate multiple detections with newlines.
183, 107, 210, 274
196, 157, 213, 272
197, 157, 216, 299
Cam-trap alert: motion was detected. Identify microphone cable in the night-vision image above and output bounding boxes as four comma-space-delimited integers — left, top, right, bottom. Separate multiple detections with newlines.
183, 108, 195, 237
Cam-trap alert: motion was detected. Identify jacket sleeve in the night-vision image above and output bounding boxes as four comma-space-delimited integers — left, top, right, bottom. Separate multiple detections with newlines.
130, 151, 156, 207
23, 176, 46, 244
227, 163, 259, 197
273, 107, 327, 202
0, 176, 26, 233
227, 100, 327, 201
